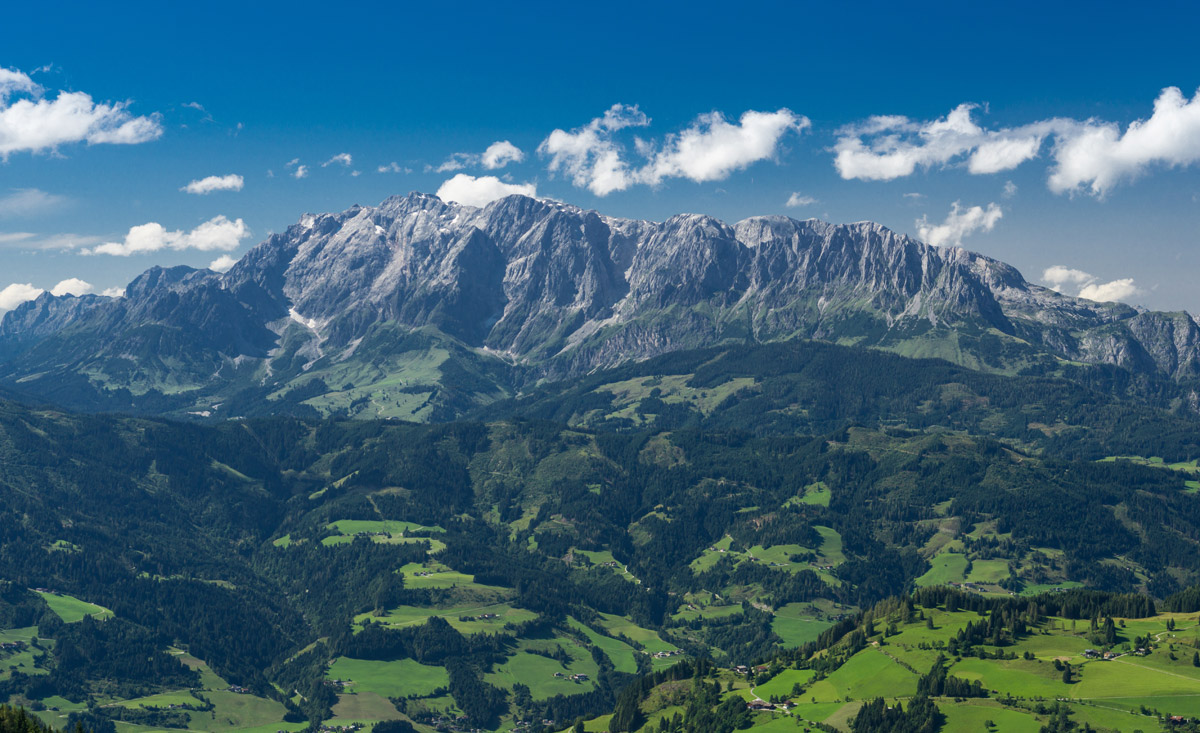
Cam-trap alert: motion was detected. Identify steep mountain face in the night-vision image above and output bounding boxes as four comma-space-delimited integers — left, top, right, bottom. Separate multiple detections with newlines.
1, 192, 1198, 419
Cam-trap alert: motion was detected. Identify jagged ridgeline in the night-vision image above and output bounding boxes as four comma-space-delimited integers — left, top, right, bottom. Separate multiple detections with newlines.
1, 193, 1198, 420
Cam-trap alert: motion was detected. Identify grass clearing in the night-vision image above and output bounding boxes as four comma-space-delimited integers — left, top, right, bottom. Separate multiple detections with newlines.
771, 603, 833, 647
356, 601, 535, 635
326, 657, 448, 698
34, 591, 113, 623
914, 552, 969, 587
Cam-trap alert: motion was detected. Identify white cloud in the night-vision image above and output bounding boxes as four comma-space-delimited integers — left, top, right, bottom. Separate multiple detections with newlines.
834, 104, 1066, 181
434, 154, 469, 173
1049, 86, 1200, 196
902, 192, 925, 200
434, 140, 526, 174
436, 174, 536, 207
540, 104, 805, 196
181, 174, 244, 195
322, 152, 352, 167
0, 66, 162, 158
837, 87, 1200, 197
378, 162, 410, 174
539, 103, 652, 195
785, 192, 817, 207
1042, 265, 1141, 304
1042, 265, 1095, 292
292, 165, 308, 179
0, 232, 34, 244
481, 140, 524, 169
209, 254, 237, 273
100, 286, 125, 298
50, 277, 92, 296
915, 201, 1003, 247
0, 282, 43, 312
0, 188, 66, 217
638, 109, 808, 185
1079, 278, 1140, 303
1002, 180, 1018, 198
88, 215, 249, 256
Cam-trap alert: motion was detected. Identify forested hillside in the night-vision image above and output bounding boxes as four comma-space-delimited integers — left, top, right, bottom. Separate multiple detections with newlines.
4, 337, 1200, 731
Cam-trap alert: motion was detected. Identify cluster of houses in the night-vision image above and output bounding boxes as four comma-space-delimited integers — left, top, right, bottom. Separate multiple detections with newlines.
512, 720, 555, 732
1082, 648, 1147, 660
416, 713, 482, 731
459, 612, 500, 622
651, 649, 682, 659
746, 699, 796, 712
32, 587, 57, 595
410, 570, 439, 578
598, 561, 620, 568
551, 672, 589, 682
316, 723, 364, 733
227, 685, 251, 694
0, 641, 27, 652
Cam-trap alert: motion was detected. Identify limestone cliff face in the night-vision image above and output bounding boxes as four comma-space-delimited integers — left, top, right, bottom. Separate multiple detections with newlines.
2, 192, 1197, 414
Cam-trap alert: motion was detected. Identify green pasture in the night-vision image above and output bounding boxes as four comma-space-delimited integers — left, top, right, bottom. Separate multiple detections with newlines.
326, 657, 448, 698
34, 591, 113, 623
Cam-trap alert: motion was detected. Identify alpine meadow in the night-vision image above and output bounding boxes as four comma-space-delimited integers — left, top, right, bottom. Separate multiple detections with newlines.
4, 4, 1200, 733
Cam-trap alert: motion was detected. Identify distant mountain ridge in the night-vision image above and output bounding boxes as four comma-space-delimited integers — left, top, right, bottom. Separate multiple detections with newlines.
2, 192, 1198, 419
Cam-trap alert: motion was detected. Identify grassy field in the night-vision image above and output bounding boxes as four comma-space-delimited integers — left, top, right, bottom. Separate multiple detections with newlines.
914, 552, 969, 587
355, 601, 536, 635
326, 657, 449, 698
579, 602, 1200, 732
771, 603, 833, 647
574, 549, 640, 583
396, 561, 509, 594
484, 634, 601, 700
1, 627, 46, 682
568, 618, 639, 674
595, 612, 676, 655
33, 591, 113, 623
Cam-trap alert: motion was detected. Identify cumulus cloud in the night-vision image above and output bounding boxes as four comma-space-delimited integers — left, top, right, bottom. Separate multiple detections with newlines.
1042, 265, 1141, 304
834, 104, 1067, 181
0, 66, 162, 159
481, 140, 524, 169
292, 165, 308, 179
435, 140, 527, 173
785, 193, 817, 207
0, 277, 94, 312
436, 174, 536, 207
837, 87, 1200, 197
87, 215, 249, 256
916, 201, 1003, 247
540, 104, 805, 196
100, 286, 125, 298
639, 109, 808, 185
0, 188, 66, 217
322, 152, 352, 167
181, 174, 243, 195
0, 282, 43, 312
209, 254, 237, 273
50, 277, 92, 296
378, 161, 410, 174
1049, 86, 1200, 195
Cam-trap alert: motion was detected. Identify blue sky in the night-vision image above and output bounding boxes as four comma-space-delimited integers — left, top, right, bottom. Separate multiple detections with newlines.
2, 0, 1199, 313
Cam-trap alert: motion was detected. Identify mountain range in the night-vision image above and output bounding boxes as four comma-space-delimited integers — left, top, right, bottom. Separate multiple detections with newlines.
3, 192, 1198, 420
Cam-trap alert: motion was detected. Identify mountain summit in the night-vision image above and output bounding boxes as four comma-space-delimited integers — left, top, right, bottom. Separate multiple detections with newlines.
2, 193, 1198, 419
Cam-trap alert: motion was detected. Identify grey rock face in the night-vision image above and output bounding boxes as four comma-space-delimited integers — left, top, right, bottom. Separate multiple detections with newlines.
2, 192, 1197, 413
